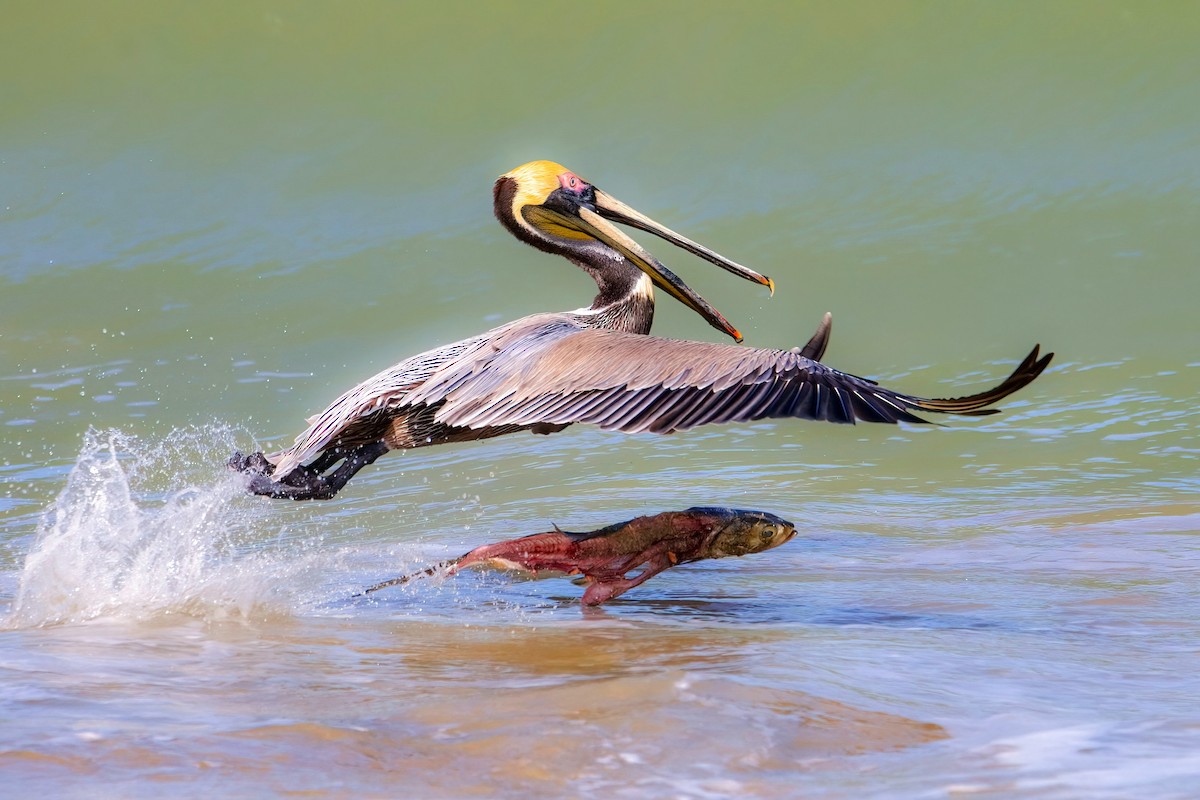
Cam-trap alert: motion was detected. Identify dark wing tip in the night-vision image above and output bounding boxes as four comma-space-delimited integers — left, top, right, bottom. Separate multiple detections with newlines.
909, 345, 1053, 416
795, 312, 833, 361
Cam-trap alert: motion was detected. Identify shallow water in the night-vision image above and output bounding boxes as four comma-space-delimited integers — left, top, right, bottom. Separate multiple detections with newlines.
2, 3, 1199, 797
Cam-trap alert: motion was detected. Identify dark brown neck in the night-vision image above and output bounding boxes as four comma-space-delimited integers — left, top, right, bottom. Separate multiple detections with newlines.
494, 176, 656, 334
583, 280, 654, 334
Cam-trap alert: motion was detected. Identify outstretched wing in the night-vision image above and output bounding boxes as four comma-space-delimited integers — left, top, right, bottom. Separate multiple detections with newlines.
267, 330, 495, 477
409, 319, 1052, 435
265, 313, 597, 478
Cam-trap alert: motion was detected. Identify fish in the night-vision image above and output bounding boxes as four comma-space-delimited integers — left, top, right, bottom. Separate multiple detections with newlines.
360, 506, 796, 605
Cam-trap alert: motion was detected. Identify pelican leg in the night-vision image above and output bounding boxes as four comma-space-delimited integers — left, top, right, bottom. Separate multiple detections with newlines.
244, 441, 390, 501
277, 448, 342, 486
228, 446, 344, 481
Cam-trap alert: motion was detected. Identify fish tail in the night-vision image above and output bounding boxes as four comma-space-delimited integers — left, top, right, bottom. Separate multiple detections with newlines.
358, 559, 458, 596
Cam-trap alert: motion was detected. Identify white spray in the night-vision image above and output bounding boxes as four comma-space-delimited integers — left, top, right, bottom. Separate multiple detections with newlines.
7, 427, 302, 627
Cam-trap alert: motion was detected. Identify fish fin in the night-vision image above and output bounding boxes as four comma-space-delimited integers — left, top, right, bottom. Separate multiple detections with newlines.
551, 520, 594, 539
560, 516, 641, 543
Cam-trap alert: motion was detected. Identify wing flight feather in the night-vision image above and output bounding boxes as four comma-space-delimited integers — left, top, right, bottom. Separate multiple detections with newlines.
269, 307, 1052, 479
421, 322, 1051, 435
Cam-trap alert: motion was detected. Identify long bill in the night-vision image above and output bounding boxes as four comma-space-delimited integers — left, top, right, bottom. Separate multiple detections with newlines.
593, 189, 775, 297
525, 197, 773, 343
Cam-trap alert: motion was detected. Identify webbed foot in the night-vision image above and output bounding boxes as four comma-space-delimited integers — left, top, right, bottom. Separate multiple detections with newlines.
228, 451, 275, 476
231, 440, 389, 501
230, 451, 335, 499
246, 472, 337, 501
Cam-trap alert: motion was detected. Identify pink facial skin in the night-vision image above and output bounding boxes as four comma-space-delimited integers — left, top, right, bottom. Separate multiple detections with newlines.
557, 171, 589, 193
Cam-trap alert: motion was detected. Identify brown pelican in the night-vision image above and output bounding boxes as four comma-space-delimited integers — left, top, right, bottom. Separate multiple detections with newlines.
230, 160, 1052, 500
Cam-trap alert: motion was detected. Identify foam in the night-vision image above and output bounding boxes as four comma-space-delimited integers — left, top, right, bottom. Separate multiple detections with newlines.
6, 426, 292, 627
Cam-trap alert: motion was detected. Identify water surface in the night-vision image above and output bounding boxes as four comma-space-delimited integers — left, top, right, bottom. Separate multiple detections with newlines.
2, 3, 1198, 797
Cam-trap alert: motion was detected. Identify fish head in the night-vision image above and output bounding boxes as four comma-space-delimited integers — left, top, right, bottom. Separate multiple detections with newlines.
685, 507, 797, 558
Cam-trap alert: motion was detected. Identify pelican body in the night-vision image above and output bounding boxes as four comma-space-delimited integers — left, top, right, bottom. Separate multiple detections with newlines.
231, 160, 1052, 500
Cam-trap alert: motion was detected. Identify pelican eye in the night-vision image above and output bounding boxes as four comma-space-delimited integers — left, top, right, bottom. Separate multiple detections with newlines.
555, 171, 593, 200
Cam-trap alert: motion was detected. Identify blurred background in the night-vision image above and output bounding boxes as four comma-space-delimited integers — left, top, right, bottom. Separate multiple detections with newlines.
1, 2, 1198, 797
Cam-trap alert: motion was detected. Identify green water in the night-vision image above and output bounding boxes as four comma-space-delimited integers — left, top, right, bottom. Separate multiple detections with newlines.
2, 3, 1198, 797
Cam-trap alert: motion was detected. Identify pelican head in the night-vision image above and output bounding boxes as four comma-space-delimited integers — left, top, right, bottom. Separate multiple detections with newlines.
494, 160, 773, 343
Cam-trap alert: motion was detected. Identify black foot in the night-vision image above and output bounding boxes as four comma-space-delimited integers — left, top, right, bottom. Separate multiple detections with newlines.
234, 440, 390, 502
277, 463, 329, 489
228, 451, 275, 477
246, 473, 336, 501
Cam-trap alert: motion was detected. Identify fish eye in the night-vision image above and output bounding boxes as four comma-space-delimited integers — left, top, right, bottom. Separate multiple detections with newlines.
760, 527, 776, 540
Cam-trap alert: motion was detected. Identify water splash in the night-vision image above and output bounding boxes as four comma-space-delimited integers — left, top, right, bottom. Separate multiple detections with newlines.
6, 426, 299, 628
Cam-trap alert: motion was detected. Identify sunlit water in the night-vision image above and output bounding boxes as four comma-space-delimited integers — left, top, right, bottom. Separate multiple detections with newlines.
3, 3, 1200, 798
